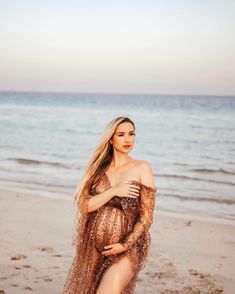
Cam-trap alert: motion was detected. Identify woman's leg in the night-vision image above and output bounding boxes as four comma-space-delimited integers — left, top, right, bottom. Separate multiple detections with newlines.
96, 256, 135, 294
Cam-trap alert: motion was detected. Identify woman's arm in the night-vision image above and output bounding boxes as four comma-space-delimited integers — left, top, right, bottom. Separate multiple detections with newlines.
120, 161, 157, 250
78, 186, 116, 214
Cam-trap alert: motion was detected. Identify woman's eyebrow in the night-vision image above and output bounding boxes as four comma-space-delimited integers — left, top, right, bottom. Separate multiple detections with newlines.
116, 131, 135, 134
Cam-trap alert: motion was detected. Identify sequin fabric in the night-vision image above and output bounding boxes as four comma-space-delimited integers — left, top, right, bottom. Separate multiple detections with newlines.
62, 173, 157, 294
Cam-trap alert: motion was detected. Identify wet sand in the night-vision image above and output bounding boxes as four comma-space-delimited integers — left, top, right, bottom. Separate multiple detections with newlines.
0, 188, 234, 293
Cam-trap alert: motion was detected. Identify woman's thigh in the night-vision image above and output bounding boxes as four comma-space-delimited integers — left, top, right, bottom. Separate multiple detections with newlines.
96, 256, 135, 294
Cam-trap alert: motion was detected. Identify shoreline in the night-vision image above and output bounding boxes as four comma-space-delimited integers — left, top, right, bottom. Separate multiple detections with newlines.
0, 188, 235, 293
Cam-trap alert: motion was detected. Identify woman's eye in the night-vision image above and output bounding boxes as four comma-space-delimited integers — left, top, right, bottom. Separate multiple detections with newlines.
117, 133, 135, 137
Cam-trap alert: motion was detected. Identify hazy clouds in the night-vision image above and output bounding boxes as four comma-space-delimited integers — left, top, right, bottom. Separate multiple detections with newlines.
1, 0, 234, 95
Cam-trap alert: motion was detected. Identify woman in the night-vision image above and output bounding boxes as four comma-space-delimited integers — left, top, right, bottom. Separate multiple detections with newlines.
62, 116, 157, 294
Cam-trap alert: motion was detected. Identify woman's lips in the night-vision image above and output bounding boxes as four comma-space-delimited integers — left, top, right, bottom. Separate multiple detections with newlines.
123, 145, 131, 148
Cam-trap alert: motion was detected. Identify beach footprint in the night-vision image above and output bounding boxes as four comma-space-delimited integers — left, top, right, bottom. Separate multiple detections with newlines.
188, 269, 210, 279
0, 277, 8, 281
22, 264, 32, 268
151, 271, 176, 280
187, 268, 224, 293
162, 290, 180, 294
145, 256, 177, 282
44, 278, 53, 282
36, 246, 54, 252
182, 286, 200, 294
10, 254, 27, 260
36, 246, 63, 257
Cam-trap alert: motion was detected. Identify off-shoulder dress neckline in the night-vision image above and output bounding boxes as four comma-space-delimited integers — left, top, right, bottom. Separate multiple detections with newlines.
103, 172, 157, 193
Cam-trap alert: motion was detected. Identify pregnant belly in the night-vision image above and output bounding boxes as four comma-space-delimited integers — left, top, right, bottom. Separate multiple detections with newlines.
92, 206, 128, 252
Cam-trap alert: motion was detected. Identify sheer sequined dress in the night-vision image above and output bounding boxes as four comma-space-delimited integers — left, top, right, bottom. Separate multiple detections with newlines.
62, 173, 157, 294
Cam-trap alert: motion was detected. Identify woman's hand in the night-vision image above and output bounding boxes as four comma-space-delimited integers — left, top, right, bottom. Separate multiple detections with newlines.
112, 181, 140, 199
101, 243, 126, 256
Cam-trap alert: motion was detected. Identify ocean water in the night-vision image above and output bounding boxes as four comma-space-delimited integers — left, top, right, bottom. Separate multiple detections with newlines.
0, 91, 235, 220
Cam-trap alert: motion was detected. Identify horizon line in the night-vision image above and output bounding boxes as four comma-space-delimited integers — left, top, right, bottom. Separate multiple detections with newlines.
0, 89, 234, 98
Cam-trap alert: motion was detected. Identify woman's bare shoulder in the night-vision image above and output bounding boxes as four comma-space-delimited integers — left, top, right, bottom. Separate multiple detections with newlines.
136, 160, 156, 188
133, 159, 153, 170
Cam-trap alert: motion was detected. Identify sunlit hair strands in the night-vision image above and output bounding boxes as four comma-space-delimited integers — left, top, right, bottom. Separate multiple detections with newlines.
73, 116, 135, 208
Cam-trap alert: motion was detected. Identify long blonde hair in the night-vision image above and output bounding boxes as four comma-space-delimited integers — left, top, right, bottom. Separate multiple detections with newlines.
73, 116, 135, 206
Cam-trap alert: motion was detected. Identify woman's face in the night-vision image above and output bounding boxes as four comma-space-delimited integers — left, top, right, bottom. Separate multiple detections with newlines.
110, 122, 135, 153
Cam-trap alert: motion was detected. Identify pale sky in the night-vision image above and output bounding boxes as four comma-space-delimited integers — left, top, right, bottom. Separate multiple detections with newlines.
0, 0, 235, 95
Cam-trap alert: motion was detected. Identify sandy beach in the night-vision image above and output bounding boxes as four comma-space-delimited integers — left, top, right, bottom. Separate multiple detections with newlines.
0, 188, 234, 294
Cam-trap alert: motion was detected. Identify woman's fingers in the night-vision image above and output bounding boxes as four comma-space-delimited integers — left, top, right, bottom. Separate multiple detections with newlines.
121, 181, 140, 198
102, 249, 113, 256
130, 186, 140, 192
102, 246, 115, 256
128, 184, 140, 198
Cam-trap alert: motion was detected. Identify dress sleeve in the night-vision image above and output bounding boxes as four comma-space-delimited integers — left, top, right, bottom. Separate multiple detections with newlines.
120, 184, 157, 250
77, 192, 93, 214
